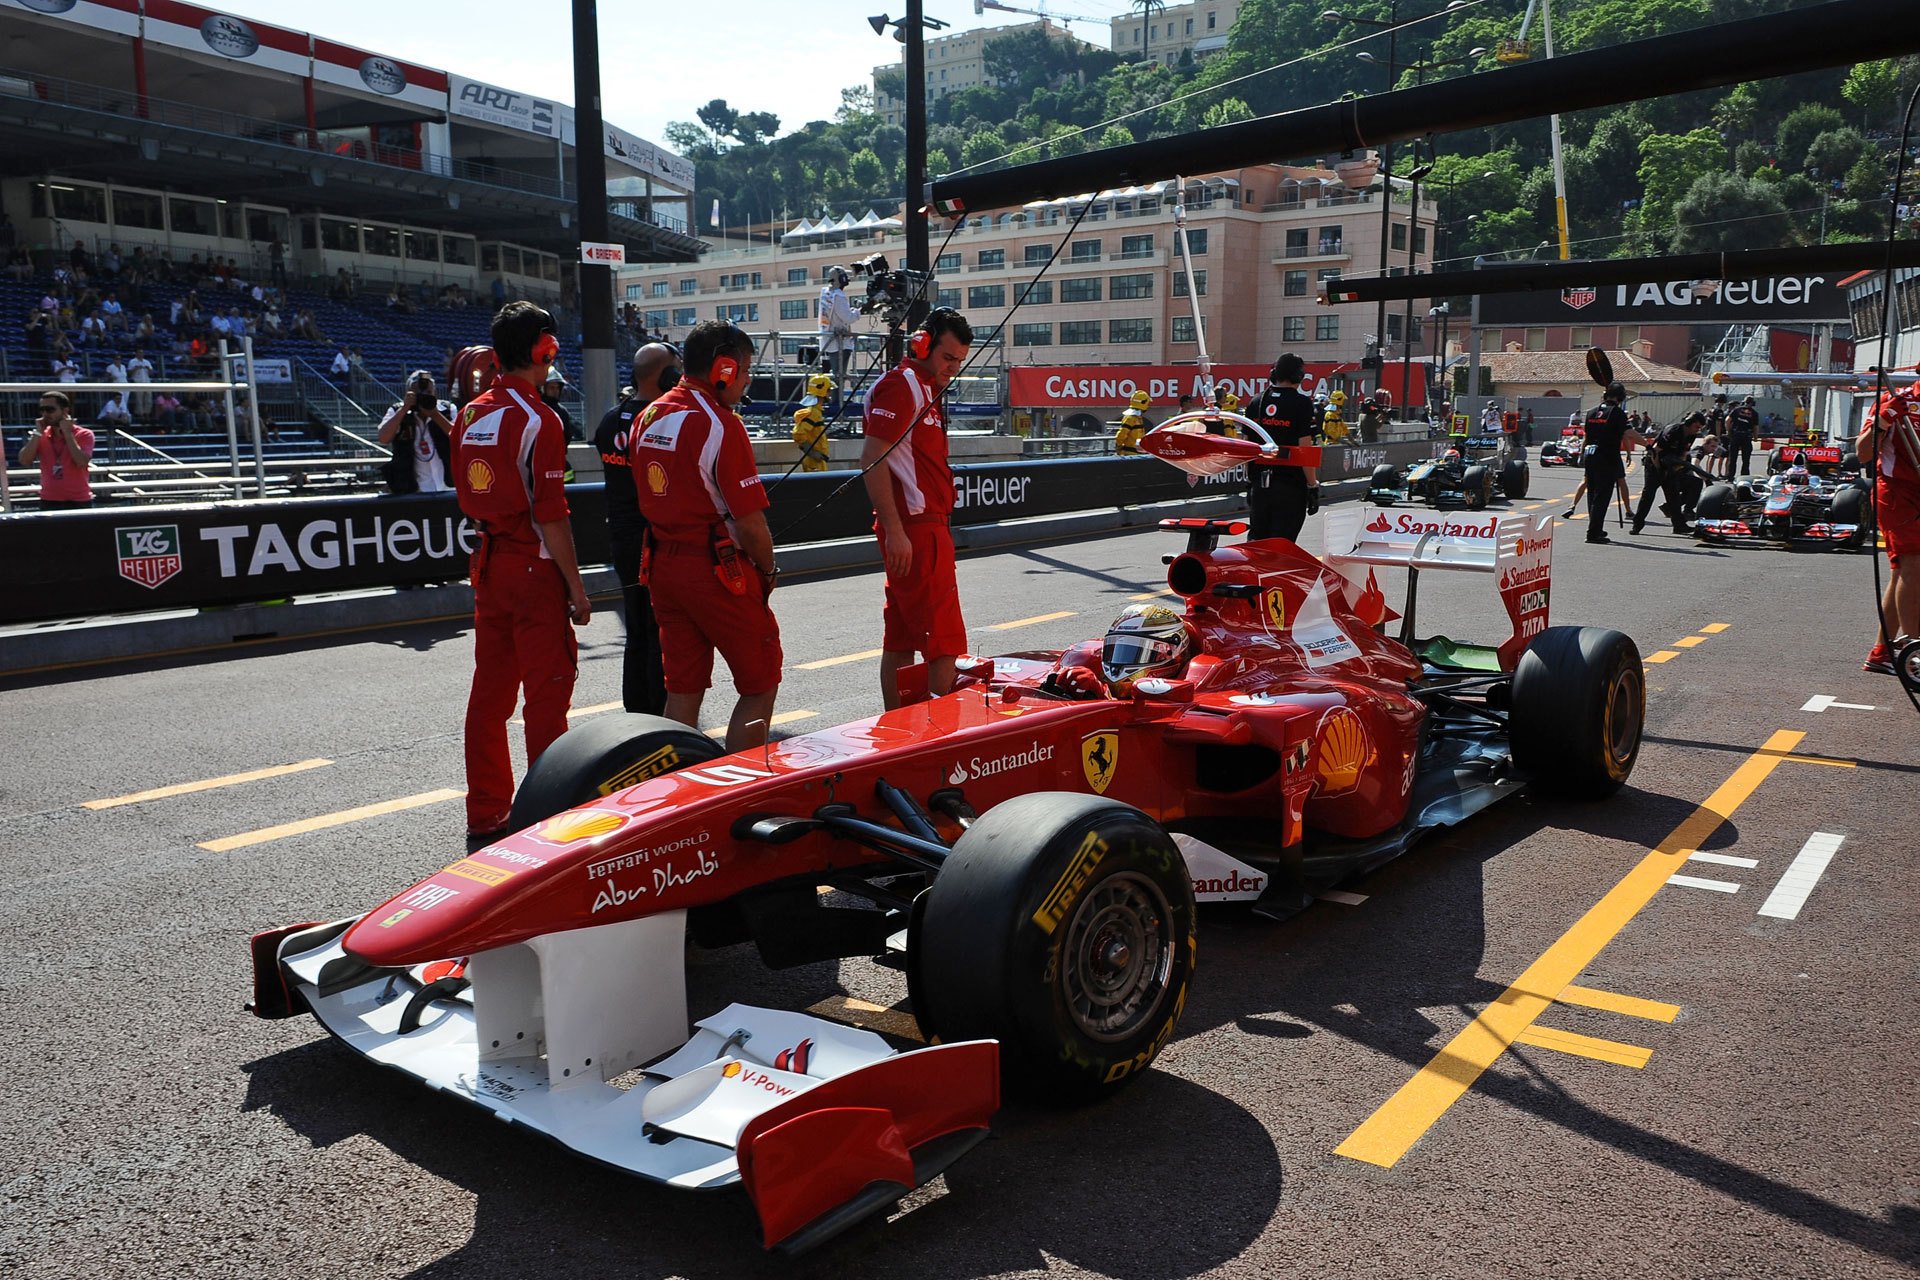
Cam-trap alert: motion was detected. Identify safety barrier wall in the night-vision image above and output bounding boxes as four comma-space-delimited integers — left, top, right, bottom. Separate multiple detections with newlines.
0, 443, 1429, 626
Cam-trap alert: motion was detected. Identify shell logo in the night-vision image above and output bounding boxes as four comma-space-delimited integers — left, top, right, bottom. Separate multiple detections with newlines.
722, 1061, 743, 1078
466, 458, 495, 494
1314, 708, 1374, 794
537, 810, 626, 844
646, 461, 668, 495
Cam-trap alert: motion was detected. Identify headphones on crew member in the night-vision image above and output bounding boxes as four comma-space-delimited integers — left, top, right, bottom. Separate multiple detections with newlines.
908, 306, 966, 361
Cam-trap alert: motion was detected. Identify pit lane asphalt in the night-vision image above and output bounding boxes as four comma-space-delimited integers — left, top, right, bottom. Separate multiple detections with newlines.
2, 464, 1916, 1280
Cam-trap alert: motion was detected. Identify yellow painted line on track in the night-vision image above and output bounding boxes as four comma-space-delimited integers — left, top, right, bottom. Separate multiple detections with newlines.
1130, 588, 1175, 601
1334, 728, 1805, 1169
1644, 650, 1682, 664
798, 648, 885, 670
1513, 1024, 1653, 1069
513, 699, 625, 727
990, 611, 1077, 631
706, 710, 818, 739
1557, 984, 1680, 1023
1673, 636, 1707, 649
197, 788, 465, 853
83, 759, 332, 810
1700, 622, 1731, 634
1779, 752, 1857, 769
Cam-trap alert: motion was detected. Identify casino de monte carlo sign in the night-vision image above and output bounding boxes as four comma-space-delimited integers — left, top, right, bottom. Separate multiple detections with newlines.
1477, 275, 1850, 327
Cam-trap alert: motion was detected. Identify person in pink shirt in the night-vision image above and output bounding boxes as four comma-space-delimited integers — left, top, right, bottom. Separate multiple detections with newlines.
19, 390, 95, 509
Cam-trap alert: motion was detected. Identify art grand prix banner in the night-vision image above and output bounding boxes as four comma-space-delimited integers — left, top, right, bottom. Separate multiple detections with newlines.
1477, 275, 1850, 327
1009, 363, 1354, 408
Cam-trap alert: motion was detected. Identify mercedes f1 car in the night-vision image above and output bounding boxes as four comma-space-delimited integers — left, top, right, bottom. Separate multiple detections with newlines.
1694, 446, 1875, 549
250, 411, 1641, 1255
1369, 435, 1530, 508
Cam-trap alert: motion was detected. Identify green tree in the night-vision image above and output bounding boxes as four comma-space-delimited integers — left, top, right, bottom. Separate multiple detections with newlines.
696, 99, 740, 142
1775, 104, 1847, 172
1201, 97, 1254, 129
1668, 173, 1793, 253
1098, 124, 1136, 150
1804, 129, 1868, 186
1044, 124, 1088, 158
1626, 128, 1727, 252
1841, 59, 1903, 126
847, 148, 884, 194
960, 128, 1008, 171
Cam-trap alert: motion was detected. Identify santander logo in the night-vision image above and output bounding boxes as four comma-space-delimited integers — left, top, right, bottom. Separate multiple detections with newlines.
1191, 870, 1267, 896
1373, 512, 1499, 539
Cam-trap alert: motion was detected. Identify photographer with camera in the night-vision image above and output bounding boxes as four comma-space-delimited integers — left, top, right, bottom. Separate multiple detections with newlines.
819, 266, 859, 391
377, 369, 456, 496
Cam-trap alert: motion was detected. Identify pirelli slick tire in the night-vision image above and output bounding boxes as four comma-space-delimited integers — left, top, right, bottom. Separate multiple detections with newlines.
1499, 457, 1531, 499
508, 714, 723, 833
1370, 464, 1400, 490
1696, 483, 1736, 521
913, 792, 1195, 1104
1511, 626, 1644, 800
1830, 487, 1869, 549
1462, 464, 1491, 510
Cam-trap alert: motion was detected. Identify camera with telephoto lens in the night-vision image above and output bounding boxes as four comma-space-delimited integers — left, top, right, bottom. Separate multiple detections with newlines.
849, 253, 931, 329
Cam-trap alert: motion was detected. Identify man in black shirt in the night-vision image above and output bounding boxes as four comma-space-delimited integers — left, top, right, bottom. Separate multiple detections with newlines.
593, 342, 679, 714
1632, 411, 1704, 535
1579, 382, 1648, 544
1248, 352, 1321, 542
1727, 395, 1760, 476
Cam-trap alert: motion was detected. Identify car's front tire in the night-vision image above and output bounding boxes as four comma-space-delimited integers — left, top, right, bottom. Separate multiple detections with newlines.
508, 714, 723, 831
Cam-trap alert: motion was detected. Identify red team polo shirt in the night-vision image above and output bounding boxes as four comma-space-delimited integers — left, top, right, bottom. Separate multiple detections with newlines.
628, 384, 769, 543
864, 365, 951, 520
453, 374, 570, 555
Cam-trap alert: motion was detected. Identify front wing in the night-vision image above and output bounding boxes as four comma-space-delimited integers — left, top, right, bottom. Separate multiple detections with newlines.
253, 914, 997, 1253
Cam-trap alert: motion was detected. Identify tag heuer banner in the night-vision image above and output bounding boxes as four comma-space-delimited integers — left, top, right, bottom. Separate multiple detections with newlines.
1476, 275, 1850, 326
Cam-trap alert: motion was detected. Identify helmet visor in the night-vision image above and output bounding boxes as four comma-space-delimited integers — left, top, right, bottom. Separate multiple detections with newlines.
1102, 632, 1184, 679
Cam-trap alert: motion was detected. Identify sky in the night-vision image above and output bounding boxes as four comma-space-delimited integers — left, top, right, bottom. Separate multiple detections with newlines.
206, 0, 1137, 148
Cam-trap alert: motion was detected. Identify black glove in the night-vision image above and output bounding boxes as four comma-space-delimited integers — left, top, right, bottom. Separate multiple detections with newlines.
1305, 487, 1320, 516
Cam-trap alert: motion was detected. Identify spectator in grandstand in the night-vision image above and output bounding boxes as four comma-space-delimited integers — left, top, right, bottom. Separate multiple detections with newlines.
293, 309, 324, 342
23, 311, 48, 363
21, 391, 95, 508
100, 292, 127, 333
102, 244, 122, 280
209, 311, 232, 340
97, 392, 132, 432
150, 392, 181, 431
226, 307, 249, 342
134, 313, 155, 344
330, 268, 355, 300
80, 310, 106, 347
127, 349, 155, 417
69, 240, 90, 276
6, 250, 30, 283
330, 348, 351, 377
377, 370, 457, 496
104, 355, 128, 384
51, 356, 79, 384
268, 238, 286, 287
260, 304, 282, 337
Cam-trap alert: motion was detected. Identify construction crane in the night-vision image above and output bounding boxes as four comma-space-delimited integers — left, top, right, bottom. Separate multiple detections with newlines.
973, 0, 1111, 28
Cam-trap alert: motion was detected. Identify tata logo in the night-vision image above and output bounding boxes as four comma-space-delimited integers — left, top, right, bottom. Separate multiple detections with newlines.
116, 524, 183, 589
199, 16, 260, 58
359, 56, 408, 95
1561, 287, 1598, 311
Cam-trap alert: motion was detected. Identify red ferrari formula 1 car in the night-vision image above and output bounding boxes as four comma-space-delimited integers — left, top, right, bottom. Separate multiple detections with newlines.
250, 412, 1643, 1253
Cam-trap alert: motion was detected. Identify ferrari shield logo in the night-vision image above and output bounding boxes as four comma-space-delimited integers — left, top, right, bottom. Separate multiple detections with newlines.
1081, 731, 1119, 795
1261, 586, 1287, 631
115, 524, 182, 589
1560, 286, 1597, 311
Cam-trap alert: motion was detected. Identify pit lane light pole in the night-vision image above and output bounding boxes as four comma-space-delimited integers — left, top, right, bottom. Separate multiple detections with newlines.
1428, 302, 1450, 408
1322, 1, 1470, 409
871, 7, 950, 332
571, 0, 616, 423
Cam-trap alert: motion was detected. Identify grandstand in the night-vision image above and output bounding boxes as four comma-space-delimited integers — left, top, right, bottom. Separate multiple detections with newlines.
0, 0, 699, 506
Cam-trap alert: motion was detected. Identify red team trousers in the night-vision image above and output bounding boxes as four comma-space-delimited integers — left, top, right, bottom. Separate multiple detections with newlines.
464, 549, 577, 830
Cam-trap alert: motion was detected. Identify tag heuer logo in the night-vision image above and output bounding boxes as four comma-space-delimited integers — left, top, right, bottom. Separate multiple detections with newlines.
116, 525, 183, 589
1561, 287, 1598, 311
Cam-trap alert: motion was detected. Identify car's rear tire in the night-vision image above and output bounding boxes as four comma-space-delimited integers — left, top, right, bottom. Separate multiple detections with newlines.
1462, 464, 1490, 510
1511, 627, 1644, 799
1830, 486, 1869, 548
913, 792, 1195, 1104
508, 713, 723, 831
1499, 457, 1530, 499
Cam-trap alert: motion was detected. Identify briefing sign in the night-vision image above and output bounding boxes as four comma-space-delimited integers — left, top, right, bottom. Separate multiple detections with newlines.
1477, 275, 1850, 326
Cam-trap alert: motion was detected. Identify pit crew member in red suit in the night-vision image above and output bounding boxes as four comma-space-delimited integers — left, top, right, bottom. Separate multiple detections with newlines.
861, 306, 974, 709
1858, 378, 1920, 674
630, 321, 783, 749
453, 302, 591, 847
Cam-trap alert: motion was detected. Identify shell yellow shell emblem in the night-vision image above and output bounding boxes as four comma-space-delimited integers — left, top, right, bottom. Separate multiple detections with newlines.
1314, 708, 1375, 794
1261, 586, 1287, 631
1081, 731, 1119, 795
465, 458, 495, 494
722, 1061, 742, 1078
645, 460, 669, 495
537, 810, 626, 844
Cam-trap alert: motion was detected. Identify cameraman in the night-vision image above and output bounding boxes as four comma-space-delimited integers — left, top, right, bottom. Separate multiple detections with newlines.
377, 369, 455, 495
819, 266, 858, 391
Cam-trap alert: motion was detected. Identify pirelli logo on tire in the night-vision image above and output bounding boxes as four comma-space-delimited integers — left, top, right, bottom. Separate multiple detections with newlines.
597, 745, 681, 795
1032, 832, 1108, 934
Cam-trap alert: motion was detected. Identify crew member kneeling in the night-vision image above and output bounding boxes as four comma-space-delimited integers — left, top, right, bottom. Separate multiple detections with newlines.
454, 302, 591, 846
862, 306, 974, 709
631, 321, 783, 749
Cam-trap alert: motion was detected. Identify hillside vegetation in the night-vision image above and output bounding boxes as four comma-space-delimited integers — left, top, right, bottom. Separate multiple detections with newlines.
668, 1, 1919, 263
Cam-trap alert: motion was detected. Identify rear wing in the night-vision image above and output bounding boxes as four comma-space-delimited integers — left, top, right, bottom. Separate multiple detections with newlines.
1323, 506, 1554, 671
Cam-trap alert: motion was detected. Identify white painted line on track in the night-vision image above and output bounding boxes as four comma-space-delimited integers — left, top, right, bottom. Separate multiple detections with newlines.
1687, 851, 1759, 869
1757, 832, 1844, 921
1800, 695, 1876, 713
1667, 873, 1741, 894
1318, 890, 1368, 906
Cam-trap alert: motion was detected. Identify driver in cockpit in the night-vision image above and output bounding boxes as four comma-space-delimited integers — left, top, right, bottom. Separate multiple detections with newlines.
1042, 603, 1197, 699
